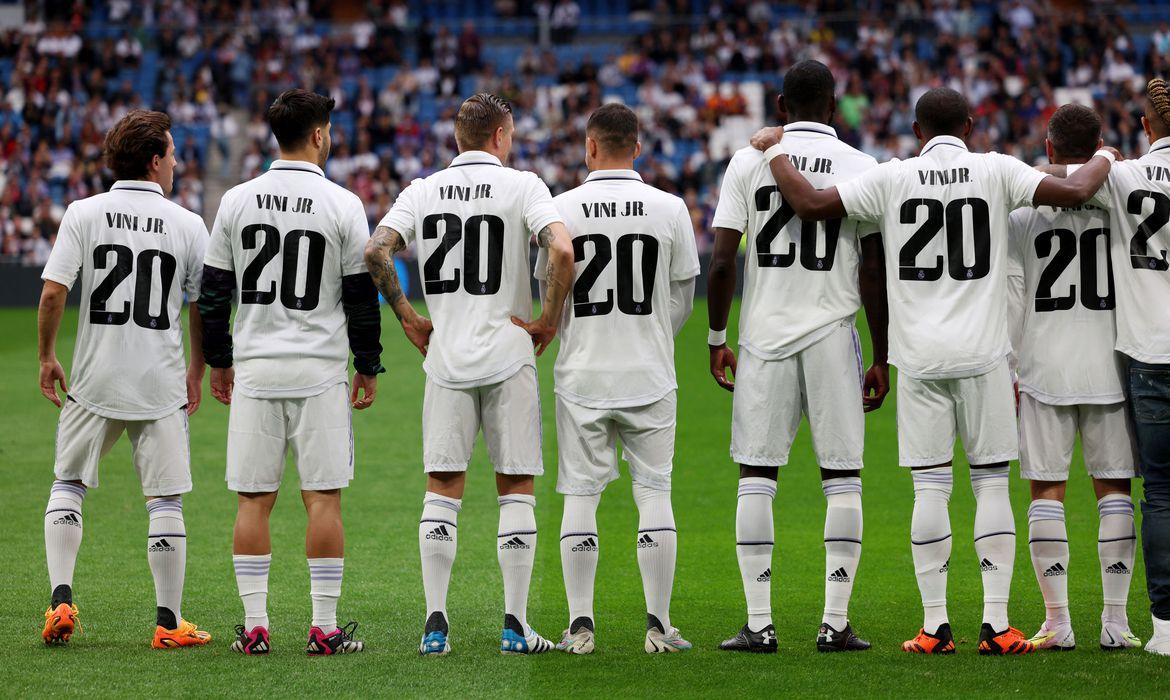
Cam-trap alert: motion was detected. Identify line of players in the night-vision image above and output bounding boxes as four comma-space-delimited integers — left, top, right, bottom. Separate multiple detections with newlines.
34, 63, 1170, 658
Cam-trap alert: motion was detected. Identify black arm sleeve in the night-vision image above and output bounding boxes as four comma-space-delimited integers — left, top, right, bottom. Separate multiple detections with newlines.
197, 264, 236, 369
341, 272, 385, 376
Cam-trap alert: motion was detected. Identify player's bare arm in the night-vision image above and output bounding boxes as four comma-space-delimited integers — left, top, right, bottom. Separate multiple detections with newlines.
185, 303, 205, 416
751, 127, 848, 221
197, 264, 236, 405
707, 227, 741, 392
1032, 151, 1114, 208
512, 222, 573, 356
365, 225, 433, 356
36, 280, 69, 408
858, 234, 890, 412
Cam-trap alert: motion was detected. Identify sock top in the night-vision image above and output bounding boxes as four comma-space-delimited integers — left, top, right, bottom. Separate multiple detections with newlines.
424, 492, 463, 512
738, 477, 777, 497
970, 466, 1009, 480
822, 476, 862, 495
498, 493, 536, 507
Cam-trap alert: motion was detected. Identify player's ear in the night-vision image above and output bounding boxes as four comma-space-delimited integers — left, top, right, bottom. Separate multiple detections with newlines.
632, 140, 642, 160
1044, 138, 1054, 163
962, 116, 973, 140
912, 121, 923, 143
776, 94, 787, 123
1142, 115, 1154, 142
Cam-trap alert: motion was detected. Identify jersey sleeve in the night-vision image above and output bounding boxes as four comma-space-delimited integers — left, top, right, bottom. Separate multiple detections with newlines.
710, 155, 749, 231
1005, 209, 1028, 278
996, 153, 1047, 210
849, 157, 882, 237
1067, 162, 1113, 209
204, 192, 236, 270
671, 198, 701, 281
340, 196, 371, 276
41, 204, 84, 289
378, 180, 420, 244
184, 217, 210, 301
522, 173, 562, 236
837, 160, 893, 224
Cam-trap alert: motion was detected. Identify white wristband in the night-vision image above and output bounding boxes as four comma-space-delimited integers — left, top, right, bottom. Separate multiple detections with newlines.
708, 328, 727, 346
1093, 149, 1116, 164
763, 143, 786, 163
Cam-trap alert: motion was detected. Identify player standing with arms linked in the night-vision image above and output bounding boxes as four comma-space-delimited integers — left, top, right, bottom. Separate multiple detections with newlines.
365, 93, 574, 656
199, 89, 383, 656
751, 87, 1114, 655
541, 104, 700, 655
1005, 104, 1141, 651
38, 110, 212, 649
707, 60, 889, 653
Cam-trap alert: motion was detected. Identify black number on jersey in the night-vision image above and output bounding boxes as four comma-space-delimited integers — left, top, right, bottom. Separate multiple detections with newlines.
573, 233, 658, 317
1033, 227, 1115, 312
89, 244, 177, 329
421, 213, 505, 295
1126, 189, 1170, 271
753, 186, 841, 271
240, 224, 327, 310
898, 197, 991, 281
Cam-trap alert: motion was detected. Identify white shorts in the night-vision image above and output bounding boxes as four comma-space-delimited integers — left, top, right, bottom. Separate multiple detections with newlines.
897, 359, 1018, 467
422, 365, 543, 475
555, 392, 676, 495
1018, 393, 1137, 480
730, 321, 864, 469
226, 382, 353, 492
54, 399, 192, 497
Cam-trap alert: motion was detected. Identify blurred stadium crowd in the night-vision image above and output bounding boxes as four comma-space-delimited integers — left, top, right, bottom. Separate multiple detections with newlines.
3, 0, 1170, 264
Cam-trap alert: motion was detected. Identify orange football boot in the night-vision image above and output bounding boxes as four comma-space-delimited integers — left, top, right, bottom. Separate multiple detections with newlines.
152, 619, 212, 649
43, 603, 81, 645
902, 623, 956, 654
978, 624, 1035, 655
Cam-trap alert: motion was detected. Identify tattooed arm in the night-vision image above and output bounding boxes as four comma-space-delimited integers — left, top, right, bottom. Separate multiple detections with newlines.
512, 222, 573, 356
365, 225, 433, 356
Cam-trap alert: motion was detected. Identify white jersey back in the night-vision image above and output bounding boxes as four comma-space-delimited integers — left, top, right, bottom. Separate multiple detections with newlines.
205, 159, 370, 398
41, 181, 207, 420
1008, 204, 1124, 404
711, 122, 879, 360
379, 150, 562, 388
1084, 139, 1170, 363
838, 135, 1046, 379
539, 169, 700, 408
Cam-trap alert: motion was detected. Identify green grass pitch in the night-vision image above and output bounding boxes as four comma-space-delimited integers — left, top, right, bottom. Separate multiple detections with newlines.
0, 301, 1166, 696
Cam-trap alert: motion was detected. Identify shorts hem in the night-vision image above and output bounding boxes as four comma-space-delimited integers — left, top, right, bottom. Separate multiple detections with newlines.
1021, 469, 1136, 480
630, 473, 672, 491
900, 455, 957, 468
730, 453, 788, 467
143, 483, 193, 497
300, 480, 351, 491
424, 463, 469, 473
495, 465, 544, 476
556, 482, 610, 496
818, 460, 864, 470
966, 452, 1019, 465
227, 482, 281, 493
54, 470, 97, 489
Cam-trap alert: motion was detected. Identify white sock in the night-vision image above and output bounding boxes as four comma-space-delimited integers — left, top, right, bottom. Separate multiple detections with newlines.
736, 477, 775, 632
560, 494, 600, 631
634, 483, 676, 633
45, 480, 86, 602
1027, 499, 1069, 624
308, 558, 343, 631
1098, 493, 1136, 623
822, 476, 863, 630
146, 497, 186, 627
971, 466, 1015, 631
498, 494, 537, 630
911, 467, 952, 634
233, 554, 271, 630
419, 492, 460, 627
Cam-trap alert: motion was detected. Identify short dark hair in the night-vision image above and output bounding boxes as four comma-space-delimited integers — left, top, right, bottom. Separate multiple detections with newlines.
1047, 104, 1102, 160
915, 88, 971, 137
454, 93, 512, 150
586, 103, 639, 156
266, 89, 335, 150
103, 110, 171, 180
782, 60, 835, 118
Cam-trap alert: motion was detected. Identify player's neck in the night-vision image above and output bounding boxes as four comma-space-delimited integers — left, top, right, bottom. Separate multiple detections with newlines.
589, 160, 635, 172
277, 148, 323, 169
786, 114, 830, 126
460, 145, 506, 161
1049, 156, 1088, 166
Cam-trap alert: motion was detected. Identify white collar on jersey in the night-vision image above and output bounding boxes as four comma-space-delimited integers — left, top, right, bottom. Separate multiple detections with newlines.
450, 150, 503, 168
920, 134, 969, 155
110, 180, 164, 195
783, 121, 837, 138
1150, 136, 1170, 154
585, 169, 643, 182
268, 159, 325, 176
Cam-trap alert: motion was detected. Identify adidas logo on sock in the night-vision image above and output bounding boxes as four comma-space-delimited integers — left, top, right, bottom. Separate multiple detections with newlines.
1043, 562, 1067, 577
939, 559, 949, 574
756, 567, 771, 582
52, 513, 81, 527
1105, 561, 1130, 575
637, 534, 658, 549
148, 538, 176, 552
426, 525, 454, 542
827, 567, 851, 583
572, 537, 598, 552
500, 536, 530, 550
979, 558, 998, 572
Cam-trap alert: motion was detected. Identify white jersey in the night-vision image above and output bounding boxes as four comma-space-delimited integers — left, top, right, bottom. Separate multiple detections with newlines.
379, 150, 562, 388
1081, 137, 1170, 364
538, 169, 700, 409
41, 180, 207, 420
205, 159, 370, 398
1007, 204, 1124, 404
711, 122, 879, 360
838, 135, 1046, 379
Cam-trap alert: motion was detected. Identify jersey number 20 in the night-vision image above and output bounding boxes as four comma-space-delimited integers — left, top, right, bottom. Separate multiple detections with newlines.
573, 234, 658, 317
89, 244, 176, 330
240, 224, 326, 310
